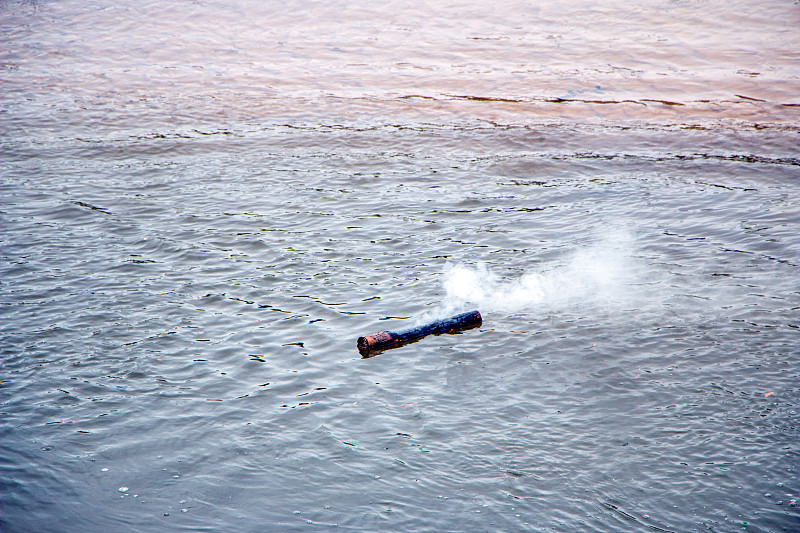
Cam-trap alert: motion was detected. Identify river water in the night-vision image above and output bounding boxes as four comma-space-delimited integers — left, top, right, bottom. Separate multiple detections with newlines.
1, 0, 799, 531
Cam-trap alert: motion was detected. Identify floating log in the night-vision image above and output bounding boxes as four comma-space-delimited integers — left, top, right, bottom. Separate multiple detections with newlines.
357, 310, 482, 357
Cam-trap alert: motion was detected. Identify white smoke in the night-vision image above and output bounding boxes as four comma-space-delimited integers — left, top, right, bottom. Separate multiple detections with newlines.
426, 228, 645, 319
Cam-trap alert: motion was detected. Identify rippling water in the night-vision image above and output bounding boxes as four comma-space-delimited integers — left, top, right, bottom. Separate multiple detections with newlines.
2, 0, 799, 531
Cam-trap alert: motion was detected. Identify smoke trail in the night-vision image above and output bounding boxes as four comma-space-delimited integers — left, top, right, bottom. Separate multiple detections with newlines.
426, 229, 643, 319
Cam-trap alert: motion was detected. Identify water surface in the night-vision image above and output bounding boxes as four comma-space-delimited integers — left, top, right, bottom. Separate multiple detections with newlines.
1, 1, 799, 531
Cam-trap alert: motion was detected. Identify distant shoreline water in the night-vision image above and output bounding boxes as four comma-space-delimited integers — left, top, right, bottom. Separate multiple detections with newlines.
2, 0, 799, 136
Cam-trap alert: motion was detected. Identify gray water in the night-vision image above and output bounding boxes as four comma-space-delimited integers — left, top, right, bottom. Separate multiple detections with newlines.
2, 0, 799, 531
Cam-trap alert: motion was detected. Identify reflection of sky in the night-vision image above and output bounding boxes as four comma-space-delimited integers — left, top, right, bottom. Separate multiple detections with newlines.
1, 0, 799, 130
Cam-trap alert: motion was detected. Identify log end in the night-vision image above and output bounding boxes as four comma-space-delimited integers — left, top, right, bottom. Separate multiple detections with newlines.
357, 331, 395, 357
357, 335, 371, 357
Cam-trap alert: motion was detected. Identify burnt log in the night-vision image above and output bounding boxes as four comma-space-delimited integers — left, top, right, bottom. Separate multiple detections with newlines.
357, 310, 482, 357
